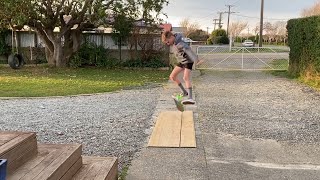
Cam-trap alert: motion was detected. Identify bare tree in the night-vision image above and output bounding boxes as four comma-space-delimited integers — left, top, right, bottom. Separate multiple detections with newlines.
228, 21, 248, 40
301, 0, 320, 17
264, 22, 277, 44
253, 24, 260, 36
179, 18, 199, 37
274, 21, 287, 45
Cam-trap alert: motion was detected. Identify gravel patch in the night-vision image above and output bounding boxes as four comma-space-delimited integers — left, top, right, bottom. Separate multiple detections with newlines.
194, 70, 320, 143
0, 86, 162, 171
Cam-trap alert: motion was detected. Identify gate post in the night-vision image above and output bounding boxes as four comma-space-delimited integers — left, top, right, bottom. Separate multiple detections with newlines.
229, 35, 233, 52
241, 47, 244, 69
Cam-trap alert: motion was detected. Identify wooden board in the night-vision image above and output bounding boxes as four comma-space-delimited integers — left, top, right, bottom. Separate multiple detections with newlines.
7, 144, 82, 180
0, 132, 38, 173
72, 156, 118, 180
148, 111, 182, 147
148, 111, 196, 148
0, 132, 36, 157
180, 111, 196, 147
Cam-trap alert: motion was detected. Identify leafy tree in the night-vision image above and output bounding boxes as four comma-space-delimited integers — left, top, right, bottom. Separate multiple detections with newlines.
211, 29, 227, 37
209, 29, 229, 45
112, 13, 134, 61
0, 0, 168, 67
188, 29, 209, 41
112, 0, 168, 61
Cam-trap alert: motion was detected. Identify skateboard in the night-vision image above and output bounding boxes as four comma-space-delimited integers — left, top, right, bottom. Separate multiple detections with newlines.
172, 94, 184, 112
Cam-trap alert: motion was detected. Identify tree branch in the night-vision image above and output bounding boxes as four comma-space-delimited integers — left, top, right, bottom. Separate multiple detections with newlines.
33, 22, 54, 54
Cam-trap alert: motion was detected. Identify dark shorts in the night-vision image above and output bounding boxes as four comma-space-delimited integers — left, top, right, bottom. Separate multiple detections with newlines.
176, 62, 194, 70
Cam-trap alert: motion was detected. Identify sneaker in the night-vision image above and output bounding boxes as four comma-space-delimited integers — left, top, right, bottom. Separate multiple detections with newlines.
172, 93, 187, 99
182, 99, 196, 105
182, 92, 188, 97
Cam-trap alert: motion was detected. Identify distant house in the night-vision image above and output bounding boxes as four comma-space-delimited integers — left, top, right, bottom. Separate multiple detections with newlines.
5, 18, 168, 63
172, 27, 187, 35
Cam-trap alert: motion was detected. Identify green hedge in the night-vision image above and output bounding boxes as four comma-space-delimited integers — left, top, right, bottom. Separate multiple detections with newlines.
0, 29, 10, 56
287, 16, 320, 77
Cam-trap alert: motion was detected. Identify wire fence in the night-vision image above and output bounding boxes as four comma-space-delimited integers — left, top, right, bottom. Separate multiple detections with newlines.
195, 46, 290, 71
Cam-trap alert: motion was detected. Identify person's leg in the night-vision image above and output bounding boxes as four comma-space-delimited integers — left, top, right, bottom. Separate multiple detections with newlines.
183, 68, 193, 100
183, 68, 192, 88
170, 65, 188, 95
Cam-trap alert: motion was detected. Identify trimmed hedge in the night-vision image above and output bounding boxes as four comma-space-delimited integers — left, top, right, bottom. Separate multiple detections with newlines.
287, 16, 320, 76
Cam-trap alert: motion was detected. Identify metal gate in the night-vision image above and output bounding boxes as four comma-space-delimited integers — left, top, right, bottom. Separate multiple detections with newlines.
195, 46, 289, 71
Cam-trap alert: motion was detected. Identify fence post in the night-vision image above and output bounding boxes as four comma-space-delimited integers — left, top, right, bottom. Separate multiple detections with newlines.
229, 35, 232, 52
242, 47, 244, 69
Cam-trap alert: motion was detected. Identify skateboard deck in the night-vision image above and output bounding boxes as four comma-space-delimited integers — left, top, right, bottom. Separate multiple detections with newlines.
172, 95, 184, 112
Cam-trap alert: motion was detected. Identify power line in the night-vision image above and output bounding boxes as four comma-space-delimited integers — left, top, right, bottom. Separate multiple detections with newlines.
193, 11, 218, 21
231, 0, 241, 5
233, 14, 289, 21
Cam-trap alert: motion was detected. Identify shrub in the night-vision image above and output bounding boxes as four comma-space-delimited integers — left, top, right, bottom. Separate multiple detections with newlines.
209, 29, 229, 45
70, 41, 121, 68
122, 56, 167, 68
0, 29, 10, 56
206, 37, 213, 45
287, 16, 320, 77
212, 36, 229, 44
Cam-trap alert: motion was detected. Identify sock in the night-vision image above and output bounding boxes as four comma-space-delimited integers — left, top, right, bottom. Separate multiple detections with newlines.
187, 87, 193, 99
178, 83, 188, 95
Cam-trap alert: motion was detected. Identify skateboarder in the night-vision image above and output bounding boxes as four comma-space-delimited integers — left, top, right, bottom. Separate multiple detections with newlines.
162, 30, 201, 105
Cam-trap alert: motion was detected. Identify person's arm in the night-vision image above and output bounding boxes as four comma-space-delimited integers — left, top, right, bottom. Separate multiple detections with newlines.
196, 59, 204, 65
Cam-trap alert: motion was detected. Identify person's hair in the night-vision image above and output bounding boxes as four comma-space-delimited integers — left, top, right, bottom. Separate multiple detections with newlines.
161, 31, 173, 43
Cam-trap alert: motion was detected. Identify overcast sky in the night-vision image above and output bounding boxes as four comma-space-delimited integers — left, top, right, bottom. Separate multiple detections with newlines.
162, 0, 317, 32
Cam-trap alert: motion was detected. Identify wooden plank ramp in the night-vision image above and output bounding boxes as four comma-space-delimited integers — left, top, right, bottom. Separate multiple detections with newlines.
0, 131, 38, 173
148, 111, 196, 148
180, 111, 196, 147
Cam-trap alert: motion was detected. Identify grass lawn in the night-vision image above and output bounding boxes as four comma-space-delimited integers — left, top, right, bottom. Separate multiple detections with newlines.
270, 70, 320, 91
0, 65, 170, 97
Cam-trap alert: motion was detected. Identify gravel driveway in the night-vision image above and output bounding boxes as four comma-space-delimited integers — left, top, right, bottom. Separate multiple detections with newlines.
195, 70, 320, 143
0, 86, 162, 171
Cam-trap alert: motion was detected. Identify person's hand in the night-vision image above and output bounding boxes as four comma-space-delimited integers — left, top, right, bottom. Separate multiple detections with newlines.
196, 59, 204, 65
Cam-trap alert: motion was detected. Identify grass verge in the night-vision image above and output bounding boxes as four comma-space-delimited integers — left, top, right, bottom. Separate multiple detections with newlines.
0, 65, 170, 97
270, 70, 320, 91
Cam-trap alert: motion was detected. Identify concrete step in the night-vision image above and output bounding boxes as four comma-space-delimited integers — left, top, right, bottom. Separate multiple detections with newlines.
0, 131, 38, 173
7, 143, 82, 180
72, 156, 118, 180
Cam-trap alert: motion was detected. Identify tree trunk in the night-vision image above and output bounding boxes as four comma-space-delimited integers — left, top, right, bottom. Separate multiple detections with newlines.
37, 27, 81, 67
63, 30, 82, 65
45, 47, 54, 66
53, 41, 66, 67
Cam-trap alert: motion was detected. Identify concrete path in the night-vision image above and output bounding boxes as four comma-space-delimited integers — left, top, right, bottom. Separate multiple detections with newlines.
127, 70, 320, 180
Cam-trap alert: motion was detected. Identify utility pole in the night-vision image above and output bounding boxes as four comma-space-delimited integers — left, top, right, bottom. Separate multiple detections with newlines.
259, 0, 264, 47
225, 5, 236, 36
217, 12, 224, 29
213, 19, 220, 30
